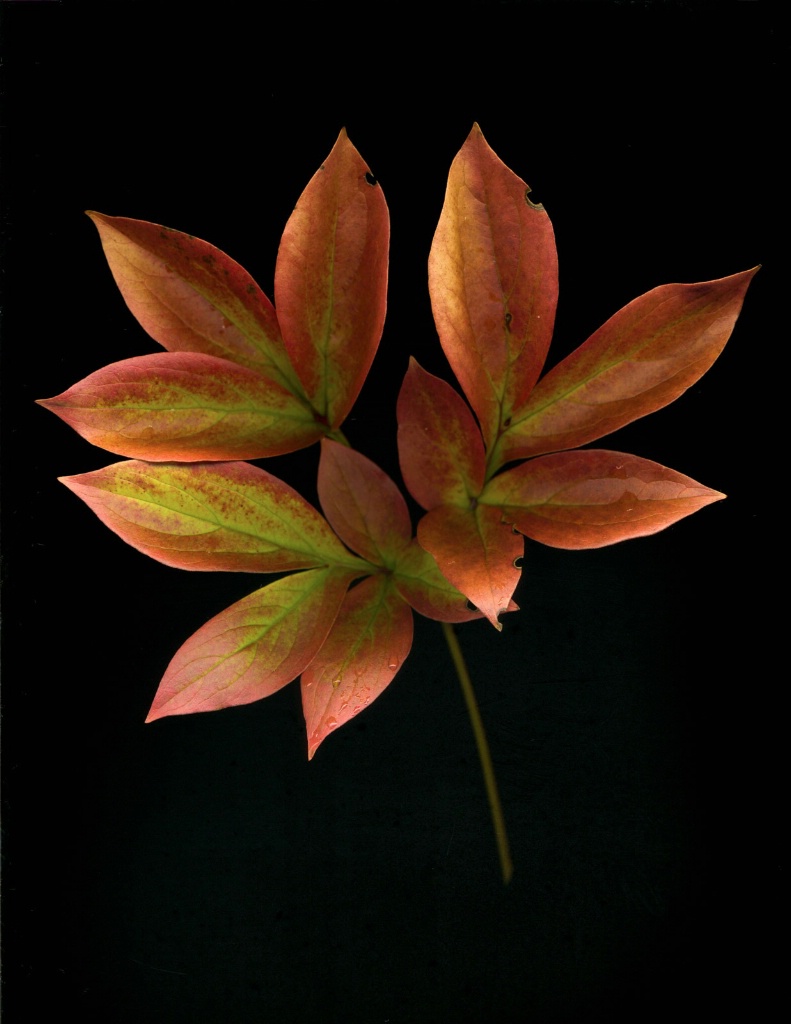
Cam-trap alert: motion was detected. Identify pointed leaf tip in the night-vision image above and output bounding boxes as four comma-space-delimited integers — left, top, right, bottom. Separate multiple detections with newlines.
85, 210, 300, 391
484, 450, 727, 549
429, 126, 558, 448
318, 439, 412, 564
58, 459, 358, 572
302, 576, 413, 759
146, 568, 354, 722
416, 504, 522, 629
397, 359, 485, 511
37, 352, 324, 461
496, 266, 758, 467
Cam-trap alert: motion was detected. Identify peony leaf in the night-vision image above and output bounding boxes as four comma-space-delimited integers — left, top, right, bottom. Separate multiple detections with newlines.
301, 575, 413, 760
146, 568, 355, 722
60, 459, 367, 572
392, 539, 485, 623
493, 268, 758, 469
428, 124, 558, 449
483, 449, 725, 549
317, 439, 412, 566
274, 129, 389, 428
87, 212, 302, 394
38, 352, 324, 461
416, 504, 523, 630
397, 358, 486, 511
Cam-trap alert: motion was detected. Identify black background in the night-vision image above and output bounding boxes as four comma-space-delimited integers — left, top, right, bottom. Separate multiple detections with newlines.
2, 2, 781, 1021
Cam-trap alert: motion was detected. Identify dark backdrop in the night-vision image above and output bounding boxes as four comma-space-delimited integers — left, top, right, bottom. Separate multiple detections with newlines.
2, 3, 780, 1022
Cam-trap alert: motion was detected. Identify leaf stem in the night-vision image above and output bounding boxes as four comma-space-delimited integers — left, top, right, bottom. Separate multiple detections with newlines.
440, 621, 513, 884
325, 426, 350, 446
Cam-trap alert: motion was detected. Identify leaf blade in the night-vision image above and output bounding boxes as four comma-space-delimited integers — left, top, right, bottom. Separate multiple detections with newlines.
38, 352, 324, 460
429, 124, 558, 448
301, 575, 413, 759
146, 568, 354, 721
495, 268, 758, 468
60, 459, 365, 572
397, 358, 486, 510
393, 539, 485, 623
87, 212, 300, 392
416, 504, 523, 629
318, 439, 412, 566
274, 130, 389, 426
483, 449, 725, 548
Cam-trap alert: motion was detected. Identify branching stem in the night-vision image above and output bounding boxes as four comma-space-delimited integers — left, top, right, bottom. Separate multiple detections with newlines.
441, 621, 513, 884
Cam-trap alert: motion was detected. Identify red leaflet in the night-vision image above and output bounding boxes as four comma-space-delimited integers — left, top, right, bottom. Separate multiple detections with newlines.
59, 459, 363, 572
492, 269, 758, 469
428, 124, 558, 450
147, 569, 356, 722
86, 211, 293, 383
38, 352, 323, 461
302, 575, 414, 760
391, 540, 487, 624
275, 129, 390, 427
317, 439, 412, 566
482, 450, 725, 549
397, 358, 485, 510
416, 504, 523, 630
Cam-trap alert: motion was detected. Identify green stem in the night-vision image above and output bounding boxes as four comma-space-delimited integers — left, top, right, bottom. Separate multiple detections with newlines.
325, 426, 350, 446
441, 621, 513, 884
